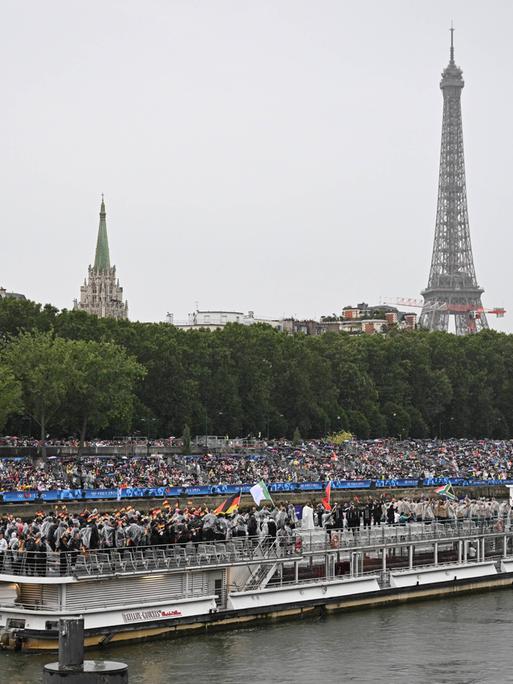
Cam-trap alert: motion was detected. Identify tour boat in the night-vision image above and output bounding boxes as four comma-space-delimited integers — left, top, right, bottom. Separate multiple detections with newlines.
0, 521, 511, 651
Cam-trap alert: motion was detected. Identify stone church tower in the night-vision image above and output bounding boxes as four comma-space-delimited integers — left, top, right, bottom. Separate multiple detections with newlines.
74, 196, 128, 319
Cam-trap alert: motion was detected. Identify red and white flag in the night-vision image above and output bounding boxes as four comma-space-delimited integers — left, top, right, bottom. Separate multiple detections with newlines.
322, 481, 332, 511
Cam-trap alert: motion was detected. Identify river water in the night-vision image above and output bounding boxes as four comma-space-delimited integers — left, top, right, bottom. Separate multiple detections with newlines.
3, 590, 513, 684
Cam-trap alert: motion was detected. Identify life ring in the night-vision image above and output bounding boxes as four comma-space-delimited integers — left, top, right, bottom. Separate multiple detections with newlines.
294, 536, 302, 554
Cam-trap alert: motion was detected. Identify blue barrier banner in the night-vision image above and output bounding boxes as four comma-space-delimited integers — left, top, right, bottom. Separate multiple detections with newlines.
41, 489, 84, 501
160, 486, 183, 497
2, 477, 513, 504
184, 486, 211, 496
374, 479, 419, 489
3, 491, 38, 502
469, 479, 502, 487
297, 482, 324, 491
269, 482, 297, 493
210, 485, 241, 495
84, 488, 119, 499
120, 486, 183, 499
332, 480, 371, 490
423, 478, 451, 486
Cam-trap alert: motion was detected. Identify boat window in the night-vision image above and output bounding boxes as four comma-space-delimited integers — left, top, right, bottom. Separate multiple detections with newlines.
6, 618, 25, 629
45, 621, 59, 631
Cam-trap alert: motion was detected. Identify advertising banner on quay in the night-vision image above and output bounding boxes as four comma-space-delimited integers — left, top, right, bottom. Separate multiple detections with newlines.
374, 479, 418, 488
3, 491, 39, 502
332, 480, 372, 489
3, 478, 513, 504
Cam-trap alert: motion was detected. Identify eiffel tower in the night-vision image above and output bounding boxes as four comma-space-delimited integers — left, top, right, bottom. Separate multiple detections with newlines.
420, 28, 488, 335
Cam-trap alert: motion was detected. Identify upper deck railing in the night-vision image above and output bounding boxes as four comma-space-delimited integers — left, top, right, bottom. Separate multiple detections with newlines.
0, 535, 288, 580
301, 519, 505, 553
0, 519, 505, 581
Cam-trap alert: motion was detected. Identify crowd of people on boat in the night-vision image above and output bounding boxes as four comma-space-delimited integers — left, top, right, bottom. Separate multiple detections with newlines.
0, 493, 509, 576
0, 438, 513, 492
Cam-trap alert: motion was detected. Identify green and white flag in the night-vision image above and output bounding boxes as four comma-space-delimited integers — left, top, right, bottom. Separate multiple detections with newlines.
250, 480, 273, 506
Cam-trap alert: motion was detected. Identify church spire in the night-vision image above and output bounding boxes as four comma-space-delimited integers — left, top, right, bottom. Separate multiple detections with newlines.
94, 194, 111, 271
75, 196, 128, 320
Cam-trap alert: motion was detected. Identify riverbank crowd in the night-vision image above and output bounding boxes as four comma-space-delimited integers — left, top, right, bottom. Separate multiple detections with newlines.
0, 494, 510, 574
0, 438, 513, 492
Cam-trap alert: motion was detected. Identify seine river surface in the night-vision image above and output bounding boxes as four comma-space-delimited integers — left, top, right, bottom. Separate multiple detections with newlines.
4, 590, 513, 683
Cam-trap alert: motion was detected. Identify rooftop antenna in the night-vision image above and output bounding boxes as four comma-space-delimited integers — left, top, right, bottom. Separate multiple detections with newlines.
450, 22, 455, 63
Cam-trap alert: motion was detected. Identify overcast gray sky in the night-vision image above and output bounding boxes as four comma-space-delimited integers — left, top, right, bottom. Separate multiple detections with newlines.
2, 0, 513, 330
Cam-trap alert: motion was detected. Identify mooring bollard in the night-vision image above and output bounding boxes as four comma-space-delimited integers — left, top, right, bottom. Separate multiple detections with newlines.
43, 617, 128, 683
58, 616, 84, 670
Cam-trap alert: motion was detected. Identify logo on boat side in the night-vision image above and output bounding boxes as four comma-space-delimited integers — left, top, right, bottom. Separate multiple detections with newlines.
122, 608, 182, 623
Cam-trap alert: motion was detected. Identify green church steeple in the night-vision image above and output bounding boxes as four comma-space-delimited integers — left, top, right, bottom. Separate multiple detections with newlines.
94, 194, 111, 272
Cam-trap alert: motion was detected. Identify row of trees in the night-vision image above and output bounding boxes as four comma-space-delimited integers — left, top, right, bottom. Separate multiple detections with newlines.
1, 297, 513, 440
0, 328, 144, 448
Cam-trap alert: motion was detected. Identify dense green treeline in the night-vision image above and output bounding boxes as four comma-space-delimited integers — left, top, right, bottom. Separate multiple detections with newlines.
0, 297, 512, 440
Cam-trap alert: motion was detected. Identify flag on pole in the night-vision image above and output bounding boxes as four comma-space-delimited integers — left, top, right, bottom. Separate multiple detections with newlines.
214, 492, 241, 515
435, 483, 457, 501
322, 481, 332, 510
250, 480, 273, 506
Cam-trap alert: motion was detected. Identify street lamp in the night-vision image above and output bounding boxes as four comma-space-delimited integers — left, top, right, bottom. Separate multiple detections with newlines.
392, 412, 400, 440
449, 416, 455, 437
204, 410, 223, 451
141, 418, 157, 457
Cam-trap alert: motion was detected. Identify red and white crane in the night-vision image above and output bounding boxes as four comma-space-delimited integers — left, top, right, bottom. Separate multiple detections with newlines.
382, 298, 506, 333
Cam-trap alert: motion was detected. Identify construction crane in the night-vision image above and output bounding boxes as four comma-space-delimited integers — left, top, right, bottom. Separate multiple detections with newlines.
382, 297, 425, 308
382, 298, 506, 334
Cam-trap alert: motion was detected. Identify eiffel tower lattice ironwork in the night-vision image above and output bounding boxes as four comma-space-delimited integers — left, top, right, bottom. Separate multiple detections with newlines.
420, 28, 488, 335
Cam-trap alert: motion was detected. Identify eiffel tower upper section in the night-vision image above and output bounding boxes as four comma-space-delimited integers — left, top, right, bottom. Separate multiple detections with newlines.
420, 29, 488, 335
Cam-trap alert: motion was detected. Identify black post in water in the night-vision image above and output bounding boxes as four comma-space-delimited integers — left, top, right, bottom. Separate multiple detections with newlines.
43, 617, 128, 683
59, 616, 84, 670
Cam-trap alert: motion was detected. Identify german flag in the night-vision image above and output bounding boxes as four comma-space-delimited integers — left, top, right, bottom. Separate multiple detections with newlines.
214, 492, 241, 516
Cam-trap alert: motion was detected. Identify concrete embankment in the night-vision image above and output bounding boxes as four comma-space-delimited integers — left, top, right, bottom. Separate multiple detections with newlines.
1, 484, 509, 519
